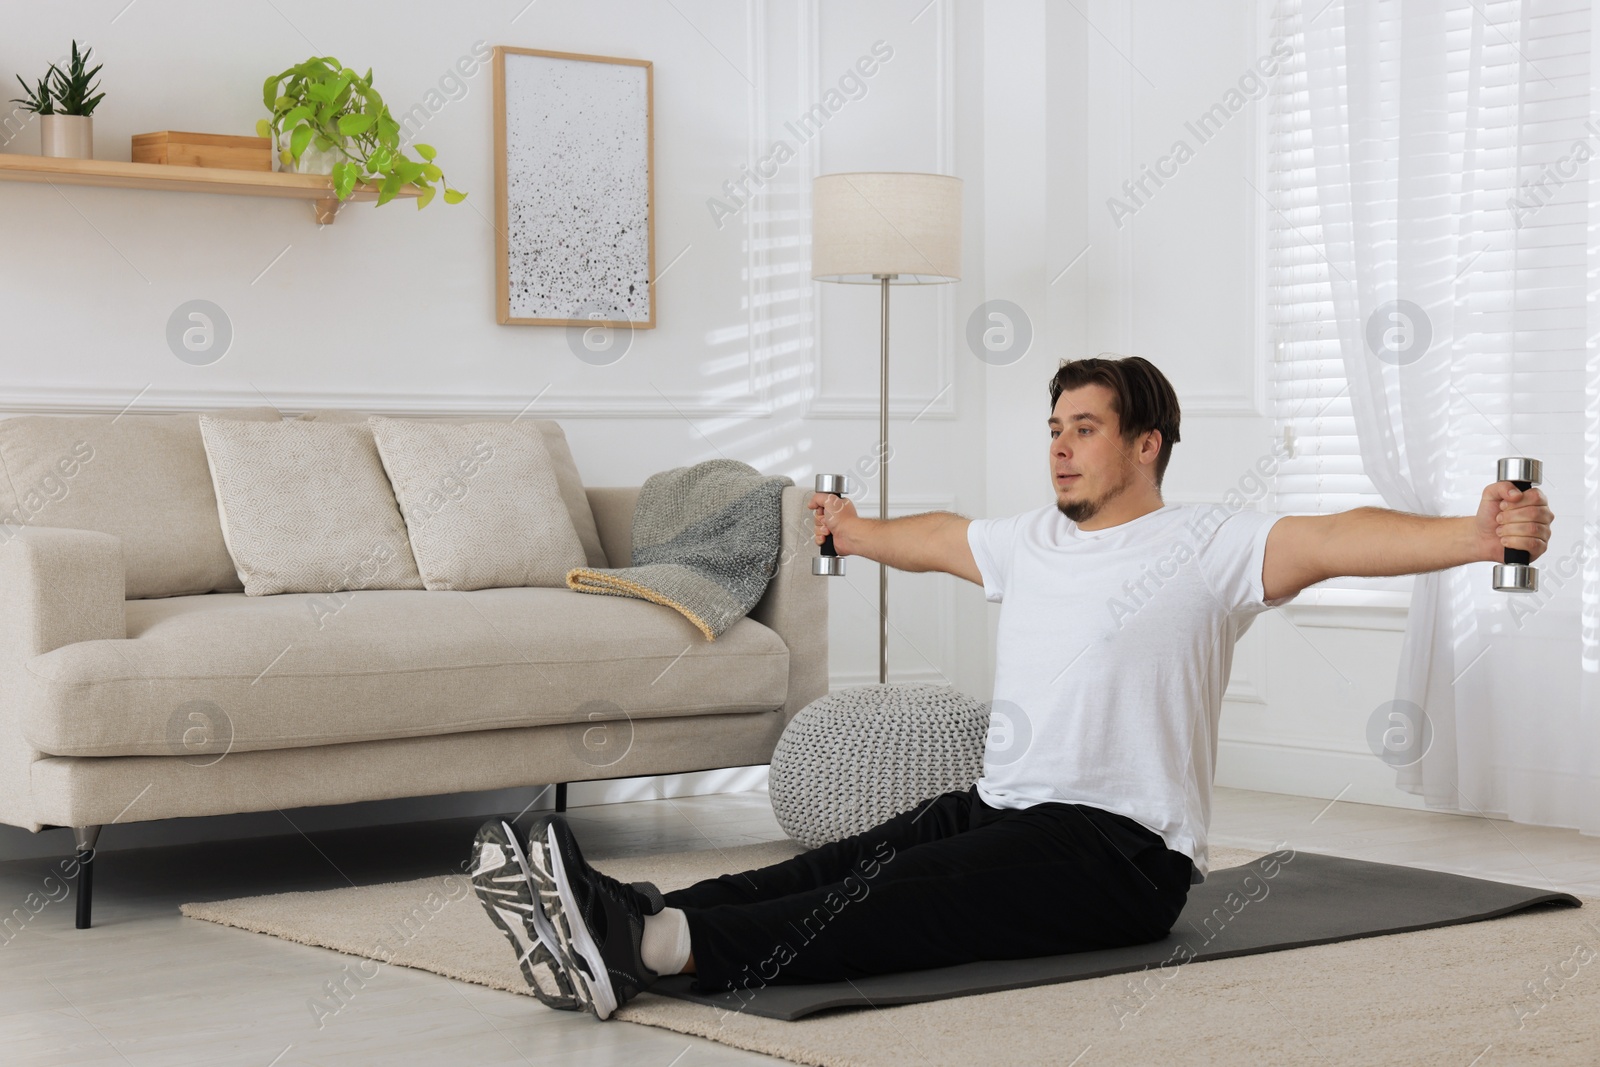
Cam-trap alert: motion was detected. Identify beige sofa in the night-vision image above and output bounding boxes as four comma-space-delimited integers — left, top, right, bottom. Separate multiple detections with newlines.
0, 407, 827, 927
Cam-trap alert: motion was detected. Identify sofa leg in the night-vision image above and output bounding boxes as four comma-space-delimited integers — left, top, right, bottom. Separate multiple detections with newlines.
555, 783, 567, 813
73, 826, 101, 930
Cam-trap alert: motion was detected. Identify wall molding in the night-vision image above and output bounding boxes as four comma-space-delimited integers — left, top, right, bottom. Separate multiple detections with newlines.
1220, 730, 1369, 757
1184, 393, 1266, 418
1281, 601, 1410, 633
830, 669, 952, 689
0, 385, 774, 419
1090, 1, 1267, 421
803, 389, 959, 420
1225, 622, 1268, 704
825, 492, 961, 688
1215, 735, 1432, 812
568, 765, 769, 806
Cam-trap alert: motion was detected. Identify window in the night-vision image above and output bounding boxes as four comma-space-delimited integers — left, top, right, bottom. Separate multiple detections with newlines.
1263, 0, 1591, 612
1264, 0, 1409, 608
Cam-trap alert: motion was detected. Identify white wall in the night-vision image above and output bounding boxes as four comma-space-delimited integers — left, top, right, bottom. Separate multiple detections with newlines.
0, 0, 1424, 861
0, 0, 993, 687
0, 0, 998, 857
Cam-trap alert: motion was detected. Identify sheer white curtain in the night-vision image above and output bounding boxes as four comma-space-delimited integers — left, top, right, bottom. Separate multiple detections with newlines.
1287, 0, 1600, 835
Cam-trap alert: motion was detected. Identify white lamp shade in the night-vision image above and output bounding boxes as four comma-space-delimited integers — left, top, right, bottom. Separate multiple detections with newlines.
811, 172, 962, 284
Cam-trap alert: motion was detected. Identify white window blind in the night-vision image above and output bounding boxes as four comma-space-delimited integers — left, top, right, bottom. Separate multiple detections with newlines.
1265, 0, 1386, 518
1262, 0, 1592, 610
1264, 0, 1404, 608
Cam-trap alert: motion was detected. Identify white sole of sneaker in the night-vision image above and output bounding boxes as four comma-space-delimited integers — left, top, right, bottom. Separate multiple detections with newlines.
545, 822, 619, 1020
469, 821, 578, 1010
497, 821, 566, 964
519, 820, 597, 1016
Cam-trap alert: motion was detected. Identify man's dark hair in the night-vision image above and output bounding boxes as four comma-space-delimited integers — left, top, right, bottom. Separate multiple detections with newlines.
1047, 355, 1182, 486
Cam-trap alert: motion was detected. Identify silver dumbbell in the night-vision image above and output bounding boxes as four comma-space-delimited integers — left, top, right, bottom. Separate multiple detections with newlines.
812, 473, 848, 577
1492, 456, 1542, 593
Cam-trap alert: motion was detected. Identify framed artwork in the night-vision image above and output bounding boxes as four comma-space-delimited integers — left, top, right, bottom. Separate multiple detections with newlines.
493, 46, 656, 328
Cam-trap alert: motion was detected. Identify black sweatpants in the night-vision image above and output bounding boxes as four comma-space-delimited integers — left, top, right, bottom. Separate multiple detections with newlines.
662, 785, 1194, 993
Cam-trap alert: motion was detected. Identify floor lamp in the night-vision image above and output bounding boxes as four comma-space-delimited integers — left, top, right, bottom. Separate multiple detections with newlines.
810, 172, 963, 685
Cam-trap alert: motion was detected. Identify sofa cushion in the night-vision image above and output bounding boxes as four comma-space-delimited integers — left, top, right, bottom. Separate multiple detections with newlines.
369, 416, 586, 590
21, 587, 790, 757
199, 417, 425, 596
0, 407, 280, 599
298, 410, 608, 569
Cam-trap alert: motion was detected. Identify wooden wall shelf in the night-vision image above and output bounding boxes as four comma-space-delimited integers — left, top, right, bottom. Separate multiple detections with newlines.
0, 153, 417, 223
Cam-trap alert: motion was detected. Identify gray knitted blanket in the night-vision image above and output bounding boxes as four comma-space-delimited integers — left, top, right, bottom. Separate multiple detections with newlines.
565, 460, 793, 640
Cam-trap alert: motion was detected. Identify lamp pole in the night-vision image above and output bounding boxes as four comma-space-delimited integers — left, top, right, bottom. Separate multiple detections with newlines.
875, 273, 894, 685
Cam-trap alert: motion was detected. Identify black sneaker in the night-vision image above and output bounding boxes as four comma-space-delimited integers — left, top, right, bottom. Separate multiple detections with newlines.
468, 819, 580, 1010
526, 814, 667, 1020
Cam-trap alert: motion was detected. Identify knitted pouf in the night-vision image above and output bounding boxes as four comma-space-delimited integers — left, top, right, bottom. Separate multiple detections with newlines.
767, 683, 991, 848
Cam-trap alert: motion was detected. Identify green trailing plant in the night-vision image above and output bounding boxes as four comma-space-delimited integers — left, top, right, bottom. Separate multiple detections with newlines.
259, 56, 464, 209
50, 41, 105, 116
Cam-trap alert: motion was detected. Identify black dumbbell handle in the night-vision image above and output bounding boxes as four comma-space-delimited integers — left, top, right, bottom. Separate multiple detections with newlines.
819, 496, 841, 560
814, 474, 848, 565
1504, 478, 1532, 566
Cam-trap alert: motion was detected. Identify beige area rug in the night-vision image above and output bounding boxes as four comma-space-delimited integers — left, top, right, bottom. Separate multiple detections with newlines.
182, 840, 1600, 1066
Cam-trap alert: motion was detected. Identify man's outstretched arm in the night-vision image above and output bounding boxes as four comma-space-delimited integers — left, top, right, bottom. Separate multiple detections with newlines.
810, 492, 982, 585
1261, 481, 1553, 602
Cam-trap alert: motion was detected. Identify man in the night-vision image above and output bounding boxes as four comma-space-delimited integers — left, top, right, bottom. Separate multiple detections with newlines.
469, 355, 1553, 1020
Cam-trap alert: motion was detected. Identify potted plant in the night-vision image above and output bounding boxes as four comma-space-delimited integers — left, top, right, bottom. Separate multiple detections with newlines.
259, 56, 464, 209
10, 40, 104, 159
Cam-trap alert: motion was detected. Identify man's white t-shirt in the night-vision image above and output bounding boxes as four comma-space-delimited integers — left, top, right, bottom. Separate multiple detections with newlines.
966, 503, 1293, 884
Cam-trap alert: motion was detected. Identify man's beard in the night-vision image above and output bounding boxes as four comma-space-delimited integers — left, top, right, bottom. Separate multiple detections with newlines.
1056, 463, 1134, 524
1058, 496, 1102, 523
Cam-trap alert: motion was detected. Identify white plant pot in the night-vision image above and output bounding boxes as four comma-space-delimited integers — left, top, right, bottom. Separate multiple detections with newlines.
277, 132, 344, 175
40, 115, 93, 159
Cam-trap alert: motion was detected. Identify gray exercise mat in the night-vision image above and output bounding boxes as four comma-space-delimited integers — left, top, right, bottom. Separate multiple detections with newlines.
650, 850, 1582, 1021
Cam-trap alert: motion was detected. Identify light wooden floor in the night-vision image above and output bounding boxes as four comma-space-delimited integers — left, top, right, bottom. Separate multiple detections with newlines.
2, 785, 1597, 1066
